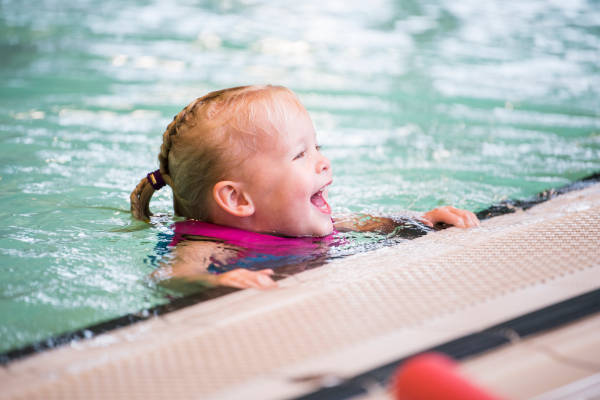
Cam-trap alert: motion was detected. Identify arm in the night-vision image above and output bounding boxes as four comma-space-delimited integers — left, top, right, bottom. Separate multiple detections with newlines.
334, 214, 404, 234
152, 240, 276, 289
333, 207, 479, 234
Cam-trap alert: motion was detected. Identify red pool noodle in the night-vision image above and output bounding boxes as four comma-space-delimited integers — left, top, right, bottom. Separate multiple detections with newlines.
391, 352, 503, 400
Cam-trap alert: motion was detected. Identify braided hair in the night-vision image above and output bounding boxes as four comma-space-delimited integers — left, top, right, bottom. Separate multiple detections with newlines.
130, 85, 298, 221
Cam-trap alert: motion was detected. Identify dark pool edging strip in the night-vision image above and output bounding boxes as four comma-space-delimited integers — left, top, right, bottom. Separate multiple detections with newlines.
293, 288, 600, 400
0, 285, 237, 365
1, 172, 599, 366
475, 172, 600, 220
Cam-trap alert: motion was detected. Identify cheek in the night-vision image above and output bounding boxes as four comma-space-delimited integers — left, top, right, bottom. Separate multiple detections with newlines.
290, 177, 313, 200
261, 168, 313, 209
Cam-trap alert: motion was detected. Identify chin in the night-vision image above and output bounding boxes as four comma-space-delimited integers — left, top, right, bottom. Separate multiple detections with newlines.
276, 214, 333, 237
285, 222, 332, 238
311, 220, 334, 237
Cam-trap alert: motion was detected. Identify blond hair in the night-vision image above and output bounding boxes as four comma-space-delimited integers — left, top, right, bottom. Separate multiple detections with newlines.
130, 85, 302, 221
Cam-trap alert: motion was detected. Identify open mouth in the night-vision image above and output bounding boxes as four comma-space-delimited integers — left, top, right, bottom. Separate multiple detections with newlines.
310, 184, 331, 214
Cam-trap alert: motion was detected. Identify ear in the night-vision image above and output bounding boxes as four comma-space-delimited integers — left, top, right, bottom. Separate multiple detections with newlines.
212, 181, 255, 217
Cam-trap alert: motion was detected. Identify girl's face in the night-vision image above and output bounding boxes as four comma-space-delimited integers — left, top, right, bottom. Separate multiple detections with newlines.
238, 102, 333, 237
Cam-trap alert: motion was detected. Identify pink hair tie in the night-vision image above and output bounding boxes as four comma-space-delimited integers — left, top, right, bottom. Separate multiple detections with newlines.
147, 169, 166, 190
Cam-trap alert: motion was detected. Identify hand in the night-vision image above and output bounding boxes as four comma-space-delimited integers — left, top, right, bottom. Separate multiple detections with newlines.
215, 268, 277, 289
421, 206, 480, 228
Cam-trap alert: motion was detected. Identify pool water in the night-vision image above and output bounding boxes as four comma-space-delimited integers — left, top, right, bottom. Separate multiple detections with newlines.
1, 0, 599, 354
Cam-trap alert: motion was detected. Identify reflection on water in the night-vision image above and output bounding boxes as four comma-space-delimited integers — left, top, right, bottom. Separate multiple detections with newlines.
0, 0, 599, 353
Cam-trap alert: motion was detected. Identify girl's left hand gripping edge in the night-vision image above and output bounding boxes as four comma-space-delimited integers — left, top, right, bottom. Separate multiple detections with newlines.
420, 206, 480, 228
215, 268, 277, 289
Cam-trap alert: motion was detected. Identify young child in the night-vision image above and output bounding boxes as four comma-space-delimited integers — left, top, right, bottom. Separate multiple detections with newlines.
130, 85, 479, 289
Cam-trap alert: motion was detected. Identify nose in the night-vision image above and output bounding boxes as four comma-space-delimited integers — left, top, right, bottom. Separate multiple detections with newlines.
315, 153, 331, 174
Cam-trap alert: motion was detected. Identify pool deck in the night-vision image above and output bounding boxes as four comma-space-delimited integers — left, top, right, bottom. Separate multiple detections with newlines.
2, 183, 600, 400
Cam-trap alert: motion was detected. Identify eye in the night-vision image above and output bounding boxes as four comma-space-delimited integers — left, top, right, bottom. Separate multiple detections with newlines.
293, 150, 306, 160
315, 145, 322, 151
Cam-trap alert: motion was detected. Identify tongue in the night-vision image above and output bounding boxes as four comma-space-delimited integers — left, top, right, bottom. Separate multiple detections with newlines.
311, 191, 331, 214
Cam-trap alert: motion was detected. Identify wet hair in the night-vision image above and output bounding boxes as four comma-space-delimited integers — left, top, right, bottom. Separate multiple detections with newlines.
130, 84, 303, 221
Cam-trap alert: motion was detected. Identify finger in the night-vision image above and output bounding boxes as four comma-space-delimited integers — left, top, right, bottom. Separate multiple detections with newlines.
440, 211, 466, 228
239, 271, 265, 288
221, 277, 251, 289
467, 211, 480, 227
238, 270, 277, 289
256, 274, 277, 288
246, 279, 263, 289
218, 270, 276, 289
235, 274, 263, 289
451, 209, 471, 227
459, 210, 479, 227
234, 272, 275, 289
419, 217, 434, 228
258, 269, 275, 275
448, 208, 477, 228
218, 270, 257, 289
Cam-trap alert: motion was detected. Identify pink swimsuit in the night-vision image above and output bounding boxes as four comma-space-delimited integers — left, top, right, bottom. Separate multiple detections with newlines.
170, 220, 342, 273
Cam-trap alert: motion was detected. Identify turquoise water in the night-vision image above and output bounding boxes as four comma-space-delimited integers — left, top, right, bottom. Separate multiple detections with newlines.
1, 0, 599, 353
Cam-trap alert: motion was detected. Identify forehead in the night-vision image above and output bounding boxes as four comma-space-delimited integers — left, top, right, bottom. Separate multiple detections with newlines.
254, 97, 315, 147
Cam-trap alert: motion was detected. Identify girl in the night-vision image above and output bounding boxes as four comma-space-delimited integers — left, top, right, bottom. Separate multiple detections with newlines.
131, 85, 479, 289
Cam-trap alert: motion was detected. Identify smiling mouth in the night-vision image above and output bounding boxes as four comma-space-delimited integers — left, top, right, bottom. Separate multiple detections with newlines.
310, 183, 332, 214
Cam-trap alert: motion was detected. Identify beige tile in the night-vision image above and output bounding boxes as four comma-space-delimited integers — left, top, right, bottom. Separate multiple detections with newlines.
460, 314, 600, 399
